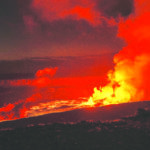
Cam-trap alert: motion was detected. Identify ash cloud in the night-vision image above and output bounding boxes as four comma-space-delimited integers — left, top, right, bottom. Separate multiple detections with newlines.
97, 0, 134, 18
29, 0, 134, 25
0, 0, 134, 58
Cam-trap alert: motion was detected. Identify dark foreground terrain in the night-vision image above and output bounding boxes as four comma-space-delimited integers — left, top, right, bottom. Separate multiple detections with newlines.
0, 108, 150, 150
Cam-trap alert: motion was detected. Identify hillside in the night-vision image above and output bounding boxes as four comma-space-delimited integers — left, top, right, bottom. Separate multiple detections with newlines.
0, 101, 150, 130
0, 102, 150, 150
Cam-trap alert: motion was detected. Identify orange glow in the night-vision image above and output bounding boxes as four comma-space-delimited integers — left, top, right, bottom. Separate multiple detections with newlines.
0, 104, 16, 122
36, 67, 57, 78
0, 104, 14, 112
67, 6, 100, 25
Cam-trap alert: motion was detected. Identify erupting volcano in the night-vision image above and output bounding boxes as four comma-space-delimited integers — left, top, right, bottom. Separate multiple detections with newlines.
86, 0, 150, 106
0, 0, 150, 122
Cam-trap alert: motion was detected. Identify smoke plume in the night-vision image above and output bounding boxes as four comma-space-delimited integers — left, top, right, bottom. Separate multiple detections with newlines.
31, 0, 101, 26
88, 0, 150, 106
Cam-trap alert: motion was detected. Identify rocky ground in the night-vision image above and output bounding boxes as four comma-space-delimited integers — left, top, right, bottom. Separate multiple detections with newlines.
0, 108, 150, 150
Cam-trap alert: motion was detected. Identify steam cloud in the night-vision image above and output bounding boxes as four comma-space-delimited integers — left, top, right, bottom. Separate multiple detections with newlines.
116, 0, 150, 100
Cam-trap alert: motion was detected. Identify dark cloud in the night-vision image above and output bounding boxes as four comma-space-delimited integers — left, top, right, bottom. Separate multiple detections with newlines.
0, 56, 113, 78
97, 0, 134, 18
30, 0, 101, 25
0, 58, 61, 75
0, 73, 34, 80
0, 0, 134, 59
0, 0, 21, 22
0, 86, 33, 107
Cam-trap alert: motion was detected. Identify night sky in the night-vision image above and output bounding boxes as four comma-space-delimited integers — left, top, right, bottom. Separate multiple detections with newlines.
0, 0, 134, 60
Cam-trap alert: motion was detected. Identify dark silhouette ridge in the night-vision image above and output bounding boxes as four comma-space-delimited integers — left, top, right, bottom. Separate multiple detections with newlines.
0, 106, 150, 150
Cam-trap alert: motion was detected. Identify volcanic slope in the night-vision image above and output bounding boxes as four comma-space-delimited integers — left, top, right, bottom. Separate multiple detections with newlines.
0, 102, 150, 150
0, 101, 150, 129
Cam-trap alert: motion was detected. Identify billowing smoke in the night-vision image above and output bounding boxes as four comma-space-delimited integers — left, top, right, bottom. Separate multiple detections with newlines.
88, 0, 150, 106
116, 0, 150, 100
31, 0, 101, 25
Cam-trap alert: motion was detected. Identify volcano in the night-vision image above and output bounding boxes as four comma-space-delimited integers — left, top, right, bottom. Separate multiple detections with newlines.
0, 101, 150, 130
1, 0, 150, 149
0, 101, 150, 150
